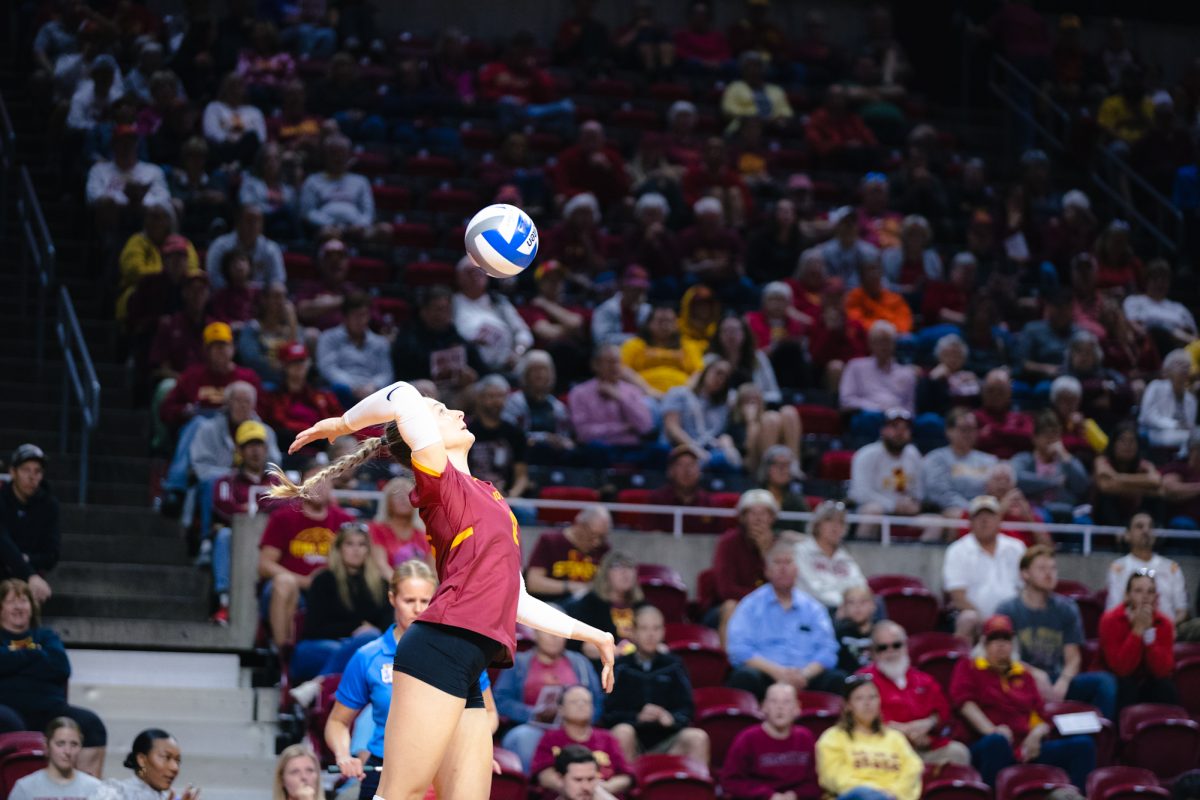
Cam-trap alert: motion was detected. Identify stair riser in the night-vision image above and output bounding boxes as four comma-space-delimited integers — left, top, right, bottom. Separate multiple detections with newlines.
44, 595, 208, 620
54, 564, 209, 597
62, 534, 187, 565
62, 505, 183, 538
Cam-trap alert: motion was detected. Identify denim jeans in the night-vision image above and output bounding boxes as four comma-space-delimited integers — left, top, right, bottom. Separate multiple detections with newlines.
970, 731, 1095, 788
838, 789, 893, 800
290, 630, 380, 683
163, 415, 211, 491
1067, 670, 1118, 722
213, 527, 233, 594
501, 723, 547, 773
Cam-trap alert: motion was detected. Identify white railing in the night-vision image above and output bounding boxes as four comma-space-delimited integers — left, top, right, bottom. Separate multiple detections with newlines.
262, 488, 1200, 557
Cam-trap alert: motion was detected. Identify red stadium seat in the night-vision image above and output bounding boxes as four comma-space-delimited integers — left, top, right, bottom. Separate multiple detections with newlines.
638, 564, 689, 623
352, 150, 392, 178
460, 126, 500, 152
913, 647, 969, 697
922, 763, 992, 800
614, 488, 659, 531
490, 747, 528, 800
372, 184, 413, 213
1175, 653, 1200, 719
670, 643, 729, 688
693, 687, 761, 768
1119, 703, 1200, 781
908, 631, 970, 659
406, 154, 459, 179
1086, 766, 1170, 800
634, 754, 717, 800
283, 251, 316, 282
818, 450, 853, 481
875, 585, 941, 634
795, 404, 842, 435
403, 259, 456, 287
709, 492, 741, 509
347, 256, 391, 285
0, 733, 45, 759
1054, 581, 1102, 638
537, 486, 599, 525
665, 623, 721, 651
1053, 579, 1092, 597
995, 763, 1072, 800
371, 297, 410, 325
393, 221, 438, 248
694, 686, 759, 715
795, 690, 843, 739
1043, 700, 1116, 766
867, 574, 927, 594
695, 569, 718, 614
0, 751, 45, 798
427, 187, 479, 216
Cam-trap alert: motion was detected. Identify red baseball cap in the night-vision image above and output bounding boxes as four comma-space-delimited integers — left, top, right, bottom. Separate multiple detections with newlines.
113, 123, 139, 139
982, 615, 1014, 640
161, 234, 191, 256
280, 342, 309, 363
621, 264, 651, 289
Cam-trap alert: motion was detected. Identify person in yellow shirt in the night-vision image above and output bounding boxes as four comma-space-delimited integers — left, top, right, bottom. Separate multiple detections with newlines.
1096, 67, 1154, 146
116, 201, 201, 321
844, 258, 913, 334
678, 284, 722, 365
620, 305, 704, 397
721, 51, 793, 131
816, 674, 923, 800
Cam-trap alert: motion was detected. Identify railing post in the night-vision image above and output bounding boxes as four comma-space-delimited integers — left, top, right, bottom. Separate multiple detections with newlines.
880, 515, 891, 546
59, 358, 69, 455
78, 428, 89, 505
673, 509, 683, 539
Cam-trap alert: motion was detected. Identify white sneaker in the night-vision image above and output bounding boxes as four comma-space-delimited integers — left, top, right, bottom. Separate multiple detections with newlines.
289, 678, 323, 708
194, 539, 213, 568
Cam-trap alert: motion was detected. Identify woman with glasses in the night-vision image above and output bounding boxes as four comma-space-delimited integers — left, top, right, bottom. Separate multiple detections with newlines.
794, 501, 865, 610
815, 675, 923, 800
1098, 568, 1178, 711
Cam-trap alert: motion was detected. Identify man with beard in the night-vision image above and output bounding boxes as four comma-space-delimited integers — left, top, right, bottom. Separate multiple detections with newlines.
859, 621, 970, 766
848, 408, 923, 540
720, 682, 820, 800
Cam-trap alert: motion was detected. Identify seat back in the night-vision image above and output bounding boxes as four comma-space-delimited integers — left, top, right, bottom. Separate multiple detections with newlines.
1119, 705, 1200, 781
995, 763, 1072, 800
694, 709, 761, 769
0, 732, 45, 760
633, 754, 711, 784
537, 486, 600, 525
866, 574, 927, 593
614, 488, 658, 530
639, 564, 688, 623
908, 632, 970, 659
1087, 766, 1165, 800
306, 672, 343, 765
795, 690, 843, 739
922, 765, 992, 800
693, 686, 760, 715
639, 777, 718, 800
695, 569, 718, 612
670, 644, 730, 688
489, 747, 528, 800
0, 752, 46, 798
665, 623, 721, 650
1174, 654, 1200, 719
876, 585, 941, 634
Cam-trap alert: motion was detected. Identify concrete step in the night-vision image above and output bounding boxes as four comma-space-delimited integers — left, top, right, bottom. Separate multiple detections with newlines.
53, 479, 154, 507
44, 592, 208, 621
46, 617, 250, 651
103, 717, 278, 760
62, 504, 183, 538
71, 650, 243, 688
0, 425, 145, 456
0, 378, 134, 407
0, 356, 130, 387
61, 532, 187, 565
53, 561, 209, 598
72, 684, 279, 723
46, 453, 157, 484
0, 400, 146, 431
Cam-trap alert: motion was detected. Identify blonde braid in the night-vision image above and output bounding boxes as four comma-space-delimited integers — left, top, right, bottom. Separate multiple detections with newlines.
266, 436, 385, 501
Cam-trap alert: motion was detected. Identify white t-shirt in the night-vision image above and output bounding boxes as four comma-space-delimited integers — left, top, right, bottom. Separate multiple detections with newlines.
1123, 294, 1197, 336
942, 532, 1026, 617
9, 768, 101, 800
1105, 552, 1189, 623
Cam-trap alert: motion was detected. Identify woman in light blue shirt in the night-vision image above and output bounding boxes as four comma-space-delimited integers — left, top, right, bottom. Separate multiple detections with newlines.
325, 559, 497, 799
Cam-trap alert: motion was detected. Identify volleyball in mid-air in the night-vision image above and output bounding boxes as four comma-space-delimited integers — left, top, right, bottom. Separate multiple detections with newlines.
463, 203, 539, 279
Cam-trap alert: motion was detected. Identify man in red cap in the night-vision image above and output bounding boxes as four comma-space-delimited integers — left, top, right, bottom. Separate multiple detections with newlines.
127, 234, 200, 339
260, 342, 344, 451
295, 238, 360, 331
146, 270, 214, 387
591, 265, 652, 348
950, 614, 1095, 788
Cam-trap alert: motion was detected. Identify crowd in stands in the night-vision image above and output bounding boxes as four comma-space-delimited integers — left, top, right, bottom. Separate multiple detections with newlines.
12, 0, 1200, 796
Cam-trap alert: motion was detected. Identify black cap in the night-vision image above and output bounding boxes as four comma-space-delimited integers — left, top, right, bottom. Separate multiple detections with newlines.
10, 444, 45, 468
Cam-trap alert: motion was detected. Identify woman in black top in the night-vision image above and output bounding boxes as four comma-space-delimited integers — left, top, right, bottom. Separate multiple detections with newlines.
564, 551, 645, 666
290, 523, 391, 682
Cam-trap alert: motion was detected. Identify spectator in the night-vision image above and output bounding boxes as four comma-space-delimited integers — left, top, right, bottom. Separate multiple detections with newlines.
316, 293, 393, 409
208, 420, 277, 625
809, 299, 868, 393
85, 124, 170, 223
662, 359, 742, 470
1164, 433, 1200, 530
917, 334, 980, 419
951, 615, 1095, 788
673, 1, 731, 73
615, 2, 674, 76
921, 408, 998, 519
271, 745, 321, 800
0, 580, 106, 775
806, 85, 879, 165
604, 606, 709, 764
860, 621, 971, 766
972, 462, 1050, 547
882, 214, 942, 296
261, 342, 343, 449
844, 256, 913, 334
943, 495, 1026, 640
818, 206, 879, 288
391, 285, 483, 403
453, 257, 534, 375
567, 345, 655, 458
1016, 288, 1076, 394
498, 627, 603, 772
921, 252, 976, 327
1012, 411, 1091, 522
1138, 349, 1197, 448
552, 745, 616, 800
237, 20, 295, 96
367, 477, 430, 578
236, 282, 299, 387
591, 266, 652, 349
465, 375, 530, 504
1093, 219, 1144, 295
759, 445, 809, 521
532, 685, 632, 797
290, 523, 390, 683
834, 585, 879, 674
815, 675, 923, 800
300, 134, 389, 243
1105, 512, 1189, 625
726, 541, 845, 698
525, 507, 611, 603
679, 197, 747, 292
478, 32, 574, 133
995, 546, 1118, 719
295, 239, 358, 332
720, 683, 820, 800
1097, 66, 1154, 147
564, 552, 643, 658
8, 716, 101, 800
239, 141, 301, 241
721, 51, 792, 127
1124, 259, 1196, 351
712, 489, 779, 626
202, 72, 266, 166
1100, 567, 1179, 710
0, 445, 58, 605
1048, 376, 1109, 458
795, 501, 865, 611
554, 121, 629, 212
647, 446, 723, 533
205, 204, 286, 290
518, 263, 589, 385
620, 305, 703, 397
746, 200, 805, 286
1094, 423, 1163, 525
622, 193, 682, 287
973, 368, 1034, 459
117, 203, 199, 324
787, 248, 830, 325
848, 408, 923, 539
743, 284, 807, 393
92, 729, 195, 800
962, 295, 1013, 377
258, 465, 355, 648
1064, 331, 1133, 428
146, 272, 213, 388
170, 136, 232, 239
683, 141, 752, 228
839, 321, 917, 425
855, 173, 903, 252
503, 350, 574, 461
208, 251, 258, 329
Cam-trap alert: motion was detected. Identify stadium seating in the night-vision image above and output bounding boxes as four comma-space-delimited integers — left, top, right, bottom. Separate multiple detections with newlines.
995, 764, 1073, 800
1175, 651, 1200, 719
632, 754, 716, 800
794, 690, 844, 740
1085, 766, 1170, 800
1043, 699, 1116, 767
1118, 703, 1200, 781
667, 621, 729, 688
693, 687, 762, 768
638, 564, 689, 623
921, 763, 992, 800
537, 486, 600, 525
875, 584, 941, 634
490, 747, 528, 800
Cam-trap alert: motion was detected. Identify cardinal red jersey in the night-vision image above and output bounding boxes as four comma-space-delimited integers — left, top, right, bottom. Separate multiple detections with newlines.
410, 459, 520, 667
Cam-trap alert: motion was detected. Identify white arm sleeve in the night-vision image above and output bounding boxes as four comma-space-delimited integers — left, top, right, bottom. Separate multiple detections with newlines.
341, 381, 442, 453
516, 573, 580, 639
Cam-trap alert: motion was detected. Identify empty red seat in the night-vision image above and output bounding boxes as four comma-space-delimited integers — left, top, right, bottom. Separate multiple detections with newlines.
795, 690, 843, 739
460, 126, 500, 151
0, 749, 46, 798
634, 753, 716, 800
427, 187, 479, 215
1053, 579, 1092, 597
393, 221, 437, 248
352, 150, 392, 178
922, 763, 991, 800
867, 574, 927, 593
665, 623, 721, 650
1086, 766, 1169, 800
670, 643, 729, 688
695, 568, 718, 614
536, 486, 599, 525
406, 154, 459, 179
372, 184, 412, 212
694, 686, 758, 715
639, 564, 688, 623
876, 585, 941, 634
709, 492, 741, 509
1043, 699, 1116, 766
348, 256, 390, 285
995, 763, 1072, 800
795, 403, 841, 435
914, 646, 969, 696
490, 746, 528, 800
1119, 703, 1200, 781
1174, 652, 1200, 719
371, 297, 410, 325
402, 259, 455, 288
908, 631, 970, 658
818, 450, 853, 481
283, 251, 316, 282
614, 488, 659, 531
692, 687, 761, 768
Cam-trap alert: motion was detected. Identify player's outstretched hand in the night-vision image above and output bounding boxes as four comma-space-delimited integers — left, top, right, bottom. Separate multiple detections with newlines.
289, 416, 353, 454
597, 632, 616, 692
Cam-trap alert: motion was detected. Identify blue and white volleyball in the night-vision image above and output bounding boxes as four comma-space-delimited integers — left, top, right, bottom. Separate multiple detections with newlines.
463, 203, 539, 279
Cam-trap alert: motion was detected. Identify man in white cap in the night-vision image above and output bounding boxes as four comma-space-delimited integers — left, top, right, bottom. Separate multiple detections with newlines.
942, 495, 1026, 640
818, 205, 879, 288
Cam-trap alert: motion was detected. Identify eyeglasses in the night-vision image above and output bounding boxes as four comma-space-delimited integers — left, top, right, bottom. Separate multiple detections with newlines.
1134, 567, 1157, 578
873, 641, 905, 653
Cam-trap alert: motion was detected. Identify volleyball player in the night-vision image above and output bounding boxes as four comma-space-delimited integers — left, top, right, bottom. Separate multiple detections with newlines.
272, 381, 616, 800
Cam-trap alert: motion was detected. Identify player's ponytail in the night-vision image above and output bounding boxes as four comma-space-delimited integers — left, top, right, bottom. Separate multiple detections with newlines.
266, 435, 385, 501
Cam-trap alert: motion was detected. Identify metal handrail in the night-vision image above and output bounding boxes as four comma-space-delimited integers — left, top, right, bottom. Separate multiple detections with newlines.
1090, 146, 1184, 254
987, 56, 1071, 151
0, 93, 13, 239
56, 287, 101, 504
16, 165, 56, 364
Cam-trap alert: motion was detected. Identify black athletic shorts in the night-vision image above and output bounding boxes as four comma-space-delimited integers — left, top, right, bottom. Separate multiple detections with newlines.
393, 621, 502, 709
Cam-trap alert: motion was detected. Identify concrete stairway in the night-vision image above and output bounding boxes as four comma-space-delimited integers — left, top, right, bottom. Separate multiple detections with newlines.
71, 650, 278, 799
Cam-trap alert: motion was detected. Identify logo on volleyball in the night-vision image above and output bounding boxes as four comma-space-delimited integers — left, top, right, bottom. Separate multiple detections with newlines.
478, 206, 538, 268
